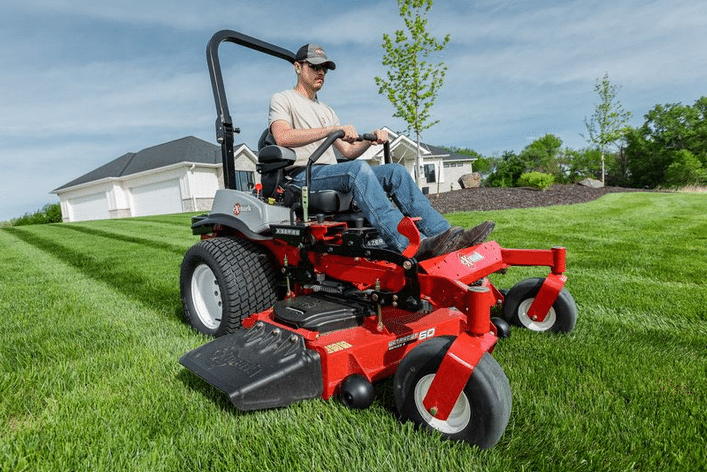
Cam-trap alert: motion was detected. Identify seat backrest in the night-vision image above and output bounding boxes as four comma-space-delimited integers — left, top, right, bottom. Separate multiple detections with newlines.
255, 129, 356, 215
257, 145, 296, 198
258, 129, 277, 150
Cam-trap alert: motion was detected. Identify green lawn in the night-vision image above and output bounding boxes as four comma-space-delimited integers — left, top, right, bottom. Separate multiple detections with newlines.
1, 193, 705, 472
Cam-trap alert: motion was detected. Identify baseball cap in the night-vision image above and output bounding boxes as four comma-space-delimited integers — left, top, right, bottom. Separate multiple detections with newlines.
295, 44, 336, 70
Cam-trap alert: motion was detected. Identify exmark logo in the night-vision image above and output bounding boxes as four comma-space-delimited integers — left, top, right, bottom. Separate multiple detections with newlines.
233, 203, 254, 216
459, 251, 484, 268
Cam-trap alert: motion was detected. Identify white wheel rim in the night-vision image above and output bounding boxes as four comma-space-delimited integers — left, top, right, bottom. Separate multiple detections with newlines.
517, 298, 556, 331
190, 263, 222, 330
414, 374, 471, 434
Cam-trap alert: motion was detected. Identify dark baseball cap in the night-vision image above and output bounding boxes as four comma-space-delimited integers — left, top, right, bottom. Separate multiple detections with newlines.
295, 44, 336, 70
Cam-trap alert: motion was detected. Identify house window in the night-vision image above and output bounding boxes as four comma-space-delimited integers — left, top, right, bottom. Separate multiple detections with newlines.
424, 164, 436, 183
234, 171, 254, 191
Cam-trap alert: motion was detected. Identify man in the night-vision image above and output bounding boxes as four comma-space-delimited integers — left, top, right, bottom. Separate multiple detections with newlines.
268, 43, 493, 260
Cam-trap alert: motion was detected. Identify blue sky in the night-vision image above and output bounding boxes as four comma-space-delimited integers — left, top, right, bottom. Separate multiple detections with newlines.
1, 0, 705, 222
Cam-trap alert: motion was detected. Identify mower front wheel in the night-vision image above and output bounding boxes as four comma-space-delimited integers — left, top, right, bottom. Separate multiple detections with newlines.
503, 277, 577, 333
180, 237, 279, 336
394, 337, 511, 449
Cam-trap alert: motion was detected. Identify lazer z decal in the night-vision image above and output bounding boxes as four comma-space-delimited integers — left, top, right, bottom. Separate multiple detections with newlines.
387, 328, 435, 351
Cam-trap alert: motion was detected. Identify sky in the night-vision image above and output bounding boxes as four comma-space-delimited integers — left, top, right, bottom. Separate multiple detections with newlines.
1, 0, 705, 222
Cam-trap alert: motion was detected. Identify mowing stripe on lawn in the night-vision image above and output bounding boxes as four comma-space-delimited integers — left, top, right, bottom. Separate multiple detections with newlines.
1, 192, 706, 472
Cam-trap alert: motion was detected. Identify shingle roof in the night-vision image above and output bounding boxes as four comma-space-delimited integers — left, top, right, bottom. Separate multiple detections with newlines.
54, 136, 220, 191
423, 144, 477, 162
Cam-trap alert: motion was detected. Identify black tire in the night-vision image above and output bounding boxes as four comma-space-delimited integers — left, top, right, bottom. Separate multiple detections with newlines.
502, 277, 577, 333
394, 337, 512, 449
180, 237, 279, 336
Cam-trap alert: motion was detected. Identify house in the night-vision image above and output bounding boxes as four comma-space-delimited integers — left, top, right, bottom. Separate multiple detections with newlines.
53, 131, 476, 222
52, 136, 257, 222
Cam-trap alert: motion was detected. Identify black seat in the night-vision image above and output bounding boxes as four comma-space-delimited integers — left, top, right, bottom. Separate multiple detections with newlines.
257, 144, 295, 198
256, 130, 355, 214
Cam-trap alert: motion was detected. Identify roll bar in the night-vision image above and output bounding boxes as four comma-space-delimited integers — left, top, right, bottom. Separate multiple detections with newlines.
206, 29, 391, 191
206, 30, 295, 190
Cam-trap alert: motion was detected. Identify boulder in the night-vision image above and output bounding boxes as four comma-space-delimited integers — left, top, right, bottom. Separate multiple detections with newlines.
578, 178, 604, 189
458, 173, 481, 189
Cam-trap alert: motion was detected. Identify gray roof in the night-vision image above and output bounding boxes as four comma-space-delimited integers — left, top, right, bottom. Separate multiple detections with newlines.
424, 144, 477, 162
54, 136, 220, 191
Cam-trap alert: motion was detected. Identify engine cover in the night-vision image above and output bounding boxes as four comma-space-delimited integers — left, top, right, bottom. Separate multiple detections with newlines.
273, 294, 375, 333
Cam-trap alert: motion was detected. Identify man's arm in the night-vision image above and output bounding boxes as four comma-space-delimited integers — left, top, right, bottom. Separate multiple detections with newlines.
271, 121, 388, 160
270, 120, 358, 148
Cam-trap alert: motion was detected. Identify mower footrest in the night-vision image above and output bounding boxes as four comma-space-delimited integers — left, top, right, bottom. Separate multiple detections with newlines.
180, 322, 323, 411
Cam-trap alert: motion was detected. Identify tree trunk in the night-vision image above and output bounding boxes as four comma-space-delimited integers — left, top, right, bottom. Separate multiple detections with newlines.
415, 131, 422, 187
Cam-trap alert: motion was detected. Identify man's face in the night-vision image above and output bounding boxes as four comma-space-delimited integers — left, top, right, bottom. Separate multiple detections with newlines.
299, 61, 327, 91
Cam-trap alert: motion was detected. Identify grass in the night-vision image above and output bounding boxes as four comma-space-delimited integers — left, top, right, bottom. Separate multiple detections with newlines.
1, 193, 706, 472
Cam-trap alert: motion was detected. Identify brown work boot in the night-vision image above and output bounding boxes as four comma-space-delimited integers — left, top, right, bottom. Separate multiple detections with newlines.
413, 226, 464, 261
452, 221, 495, 250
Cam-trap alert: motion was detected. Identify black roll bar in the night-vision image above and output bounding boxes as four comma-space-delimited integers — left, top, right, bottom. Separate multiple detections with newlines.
206, 30, 295, 190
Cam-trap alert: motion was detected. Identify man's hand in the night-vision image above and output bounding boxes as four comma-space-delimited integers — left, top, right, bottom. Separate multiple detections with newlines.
339, 124, 359, 143
372, 128, 388, 145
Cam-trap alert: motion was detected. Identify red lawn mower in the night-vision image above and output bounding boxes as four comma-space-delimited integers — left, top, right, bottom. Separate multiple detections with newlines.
179, 30, 577, 449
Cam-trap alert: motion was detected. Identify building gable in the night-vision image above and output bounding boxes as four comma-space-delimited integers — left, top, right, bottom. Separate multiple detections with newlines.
54, 136, 220, 192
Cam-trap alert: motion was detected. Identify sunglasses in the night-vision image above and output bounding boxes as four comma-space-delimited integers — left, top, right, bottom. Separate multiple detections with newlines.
303, 61, 328, 73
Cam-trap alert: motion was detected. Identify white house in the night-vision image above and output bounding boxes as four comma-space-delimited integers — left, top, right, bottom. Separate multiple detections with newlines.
53, 132, 477, 222
359, 128, 477, 195
52, 136, 258, 222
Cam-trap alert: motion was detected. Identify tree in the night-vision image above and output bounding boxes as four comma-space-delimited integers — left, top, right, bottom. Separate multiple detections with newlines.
485, 151, 526, 188
520, 134, 563, 175
624, 97, 707, 188
375, 0, 450, 185
664, 150, 707, 187
564, 148, 603, 182
583, 72, 632, 184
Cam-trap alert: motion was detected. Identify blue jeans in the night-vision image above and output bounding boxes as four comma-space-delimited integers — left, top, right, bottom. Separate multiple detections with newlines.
291, 161, 450, 252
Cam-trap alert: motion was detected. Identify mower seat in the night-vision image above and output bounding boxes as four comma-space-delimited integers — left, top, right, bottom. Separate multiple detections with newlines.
256, 130, 355, 214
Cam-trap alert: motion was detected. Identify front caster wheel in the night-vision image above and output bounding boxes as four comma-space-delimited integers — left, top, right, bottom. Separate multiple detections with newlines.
393, 337, 511, 449
503, 277, 577, 333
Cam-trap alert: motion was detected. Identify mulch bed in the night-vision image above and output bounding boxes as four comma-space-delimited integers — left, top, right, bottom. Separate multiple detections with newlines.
427, 184, 653, 213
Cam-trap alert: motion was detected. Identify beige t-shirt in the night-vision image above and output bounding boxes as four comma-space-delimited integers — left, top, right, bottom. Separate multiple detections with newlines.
268, 89, 341, 168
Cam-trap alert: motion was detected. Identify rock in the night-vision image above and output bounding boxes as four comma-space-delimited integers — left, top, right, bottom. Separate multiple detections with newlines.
458, 173, 481, 189
578, 178, 604, 189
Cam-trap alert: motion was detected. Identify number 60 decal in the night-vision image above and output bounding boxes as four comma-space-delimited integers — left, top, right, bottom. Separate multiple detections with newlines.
418, 328, 435, 340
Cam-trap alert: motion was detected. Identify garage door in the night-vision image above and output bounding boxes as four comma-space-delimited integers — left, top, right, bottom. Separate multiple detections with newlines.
69, 192, 109, 222
131, 179, 183, 217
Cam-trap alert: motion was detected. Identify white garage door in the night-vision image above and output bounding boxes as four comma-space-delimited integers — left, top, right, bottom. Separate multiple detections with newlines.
69, 192, 109, 222
131, 179, 183, 217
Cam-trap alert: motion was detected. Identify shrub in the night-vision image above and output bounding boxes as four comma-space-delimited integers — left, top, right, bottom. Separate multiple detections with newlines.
10, 203, 63, 226
664, 150, 707, 188
485, 151, 526, 188
517, 172, 555, 191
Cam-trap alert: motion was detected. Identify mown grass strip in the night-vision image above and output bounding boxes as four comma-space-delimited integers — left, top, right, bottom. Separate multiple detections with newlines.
4, 224, 187, 317
1, 192, 706, 472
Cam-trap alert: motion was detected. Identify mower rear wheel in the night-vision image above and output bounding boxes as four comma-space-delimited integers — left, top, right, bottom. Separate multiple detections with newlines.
394, 337, 511, 449
503, 277, 577, 333
180, 237, 279, 336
